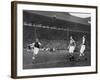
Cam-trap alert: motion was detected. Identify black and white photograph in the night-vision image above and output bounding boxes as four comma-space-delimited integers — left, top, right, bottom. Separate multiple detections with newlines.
11, 1, 97, 78
23, 10, 91, 69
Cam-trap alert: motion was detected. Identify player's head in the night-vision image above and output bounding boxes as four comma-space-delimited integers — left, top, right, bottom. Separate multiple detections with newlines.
70, 36, 73, 40
36, 38, 39, 42
83, 35, 86, 39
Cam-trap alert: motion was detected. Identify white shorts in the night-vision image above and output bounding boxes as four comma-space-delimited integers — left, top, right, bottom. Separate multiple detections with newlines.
69, 46, 75, 53
80, 45, 85, 53
32, 47, 39, 55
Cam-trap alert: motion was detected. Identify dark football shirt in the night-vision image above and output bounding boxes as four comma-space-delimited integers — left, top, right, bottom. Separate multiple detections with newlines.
34, 42, 40, 48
